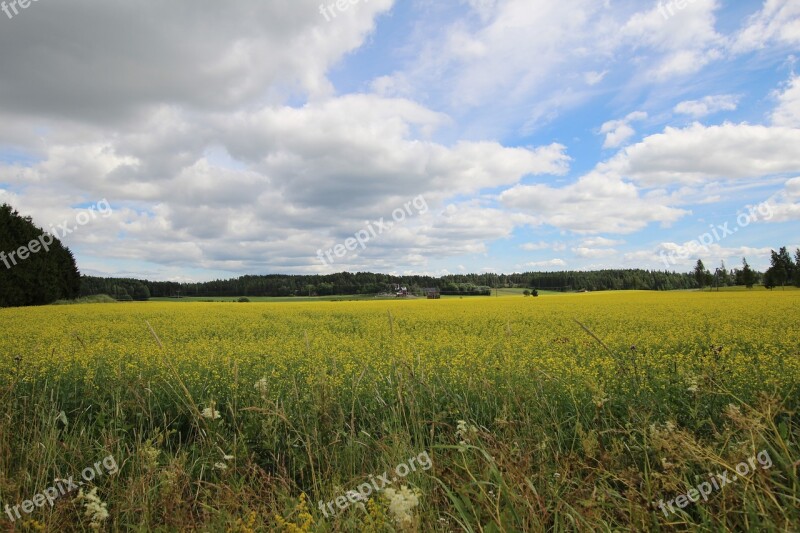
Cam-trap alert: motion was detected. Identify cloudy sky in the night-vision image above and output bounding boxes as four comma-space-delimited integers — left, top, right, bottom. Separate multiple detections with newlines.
1, 0, 799, 281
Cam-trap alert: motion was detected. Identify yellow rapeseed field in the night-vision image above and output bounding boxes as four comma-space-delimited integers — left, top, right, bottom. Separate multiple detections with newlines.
2, 290, 798, 396
1, 290, 798, 531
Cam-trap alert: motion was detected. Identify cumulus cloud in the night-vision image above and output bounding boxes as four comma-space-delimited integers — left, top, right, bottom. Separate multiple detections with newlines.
765, 176, 800, 222
771, 74, 800, 127
0, 0, 395, 124
523, 259, 568, 269
500, 171, 687, 234
521, 241, 568, 252
0, 91, 570, 273
620, 0, 724, 79
572, 247, 618, 258
674, 95, 740, 118
603, 122, 800, 187
600, 111, 648, 149
521, 241, 551, 251
580, 237, 625, 247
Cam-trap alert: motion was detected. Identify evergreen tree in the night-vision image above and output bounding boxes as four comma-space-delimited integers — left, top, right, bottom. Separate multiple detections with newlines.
766, 247, 794, 289
717, 260, 731, 287
694, 259, 709, 289
0, 204, 81, 307
794, 248, 800, 287
741, 258, 755, 289
133, 283, 151, 301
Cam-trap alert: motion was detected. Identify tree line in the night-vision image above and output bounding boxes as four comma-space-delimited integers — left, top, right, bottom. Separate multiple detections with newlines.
83, 247, 800, 300
693, 247, 800, 290
80, 269, 702, 299
3, 197, 797, 307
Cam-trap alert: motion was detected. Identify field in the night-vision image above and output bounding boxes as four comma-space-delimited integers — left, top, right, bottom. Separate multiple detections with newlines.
1, 291, 799, 531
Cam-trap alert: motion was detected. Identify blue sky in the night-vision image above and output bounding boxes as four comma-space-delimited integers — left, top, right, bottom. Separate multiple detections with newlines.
0, 0, 798, 281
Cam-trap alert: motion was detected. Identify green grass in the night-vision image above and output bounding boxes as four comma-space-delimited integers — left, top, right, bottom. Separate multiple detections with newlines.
704, 285, 800, 292
149, 289, 568, 303
52, 294, 117, 305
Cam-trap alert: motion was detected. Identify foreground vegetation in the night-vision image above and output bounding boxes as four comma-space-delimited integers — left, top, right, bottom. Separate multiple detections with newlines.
1, 291, 798, 531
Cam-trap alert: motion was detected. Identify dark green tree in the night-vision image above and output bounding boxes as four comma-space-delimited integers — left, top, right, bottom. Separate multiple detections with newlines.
794, 248, 800, 287
766, 247, 794, 290
133, 283, 151, 301
716, 261, 731, 287
0, 204, 81, 307
694, 259, 709, 289
741, 258, 755, 289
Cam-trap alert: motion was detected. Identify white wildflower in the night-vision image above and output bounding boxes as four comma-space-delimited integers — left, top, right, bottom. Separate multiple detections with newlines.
254, 377, 269, 396
213, 462, 228, 470
456, 419, 478, 447
74, 488, 109, 530
201, 406, 221, 420
383, 486, 420, 526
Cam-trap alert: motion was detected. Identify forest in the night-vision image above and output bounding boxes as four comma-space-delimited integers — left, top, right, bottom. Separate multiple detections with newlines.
80, 269, 703, 300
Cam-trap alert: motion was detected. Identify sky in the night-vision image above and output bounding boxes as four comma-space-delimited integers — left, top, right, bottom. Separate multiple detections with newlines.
0, 0, 799, 281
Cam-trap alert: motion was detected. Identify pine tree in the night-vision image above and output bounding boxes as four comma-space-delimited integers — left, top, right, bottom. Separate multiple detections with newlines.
694, 259, 709, 289
741, 258, 755, 289
0, 204, 81, 307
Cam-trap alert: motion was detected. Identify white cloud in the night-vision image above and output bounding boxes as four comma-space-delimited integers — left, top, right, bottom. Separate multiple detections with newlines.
581, 237, 625, 247
0, 0, 396, 122
604, 122, 800, 186
0, 91, 573, 273
771, 74, 800, 127
584, 70, 609, 86
523, 259, 567, 269
600, 111, 648, 149
764, 176, 800, 222
500, 171, 687, 234
572, 247, 617, 258
521, 241, 551, 251
674, 94, 739, 118
620, 0, 724, 79
731, 0, 800, 54
521, 241, 567, 252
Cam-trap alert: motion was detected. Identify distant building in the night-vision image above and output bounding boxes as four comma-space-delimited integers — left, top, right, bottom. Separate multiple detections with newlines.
423, 288, 440, 299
